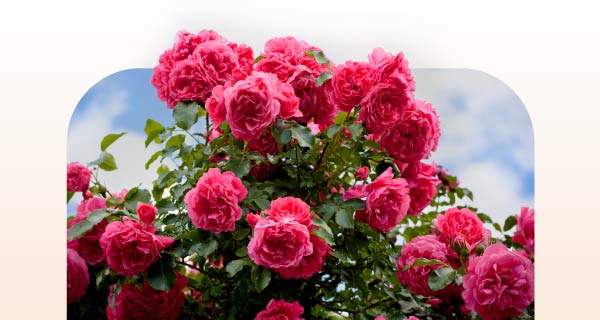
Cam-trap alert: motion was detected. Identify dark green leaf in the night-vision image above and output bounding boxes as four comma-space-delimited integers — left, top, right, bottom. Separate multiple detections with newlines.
428, 267, 456, 292
402, 258, 449, 272
101, 132, 127, 151
123, 188, 152, 212
290, 124, 315, 148
335, 208, 354, 229
253, 198, 271, 211
226, 258, 250, 277
326, 124, 341, 138
191, 239, 218, 258
343, 198, 366, 210
503, 215, 518, 231
251, 265, 271, 292
312, 217, 335, 245
225, 157, 251, 177
254, 55, 264, 63
315, 71, 332, 86
146, 254, 176, 291
235, 246, 248, 257
67, 209, 110, 240
173, 102, 200, 130
67, 191, 74, 203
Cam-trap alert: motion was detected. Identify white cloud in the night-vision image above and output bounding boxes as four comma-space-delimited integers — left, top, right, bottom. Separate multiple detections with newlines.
454, 161, 533, 223
413, 69, 534, 223
67, 86, 162, 211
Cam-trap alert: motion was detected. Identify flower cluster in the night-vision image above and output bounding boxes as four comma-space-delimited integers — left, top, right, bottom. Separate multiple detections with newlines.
247, 197, 331, 279
66, 29, 534, 320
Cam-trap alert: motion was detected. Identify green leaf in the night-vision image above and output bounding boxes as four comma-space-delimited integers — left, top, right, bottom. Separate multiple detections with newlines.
402, 258, 449, 272
67, 191, 74, 203
144, 119, 165, 147
343, 198, 366, 210
347, 123, 362, 140
272, 128, 292, 145
503, 215, 518, 231
191, 239, 218, 258
89, 152, 118, 171
254, 55, 264, 63
95, 268, 109, 288
290, 124, 315, 148
312, 217, 335, 246
326, 124, 341, 138
428, 267, 456, 292
226, 258, 250, 277
235, 246, 248, 257
315, 71, 332, 86
101, 132, 127, 151
145, 150, 162, 170
67, 209, 110, 240
123, 188, 151, 212
225, 157, 251, 177
305, 50, 330, 65
146, 254, 176, 291
165, 134, 186, 148
251, 265, 271, 293
253, 198, 271, 211
335, 208, 354, 229
173, 102, 200, 130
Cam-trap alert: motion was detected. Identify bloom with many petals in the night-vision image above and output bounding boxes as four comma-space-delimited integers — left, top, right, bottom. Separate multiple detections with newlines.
67, 197, 108, 265
434, 207, 489, 251
396, 235, 453, 297
184, 168, 248, 232
67, 162, 92, 192
345, 167, 411, 232
399, 162, 440, 216
380, 100, 441, 163
100, 218, 174, 276
255, 299, 304, 320
462, 244, 534, 320
107, 272, 188, 320
513, 207, 534, 255
67, 249, 89, 304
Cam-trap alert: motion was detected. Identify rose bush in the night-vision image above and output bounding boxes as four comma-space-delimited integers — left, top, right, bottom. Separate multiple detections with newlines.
67, 29, 534, 319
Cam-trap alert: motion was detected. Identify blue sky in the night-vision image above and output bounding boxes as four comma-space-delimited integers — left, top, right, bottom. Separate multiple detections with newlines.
67, 68, 533, 222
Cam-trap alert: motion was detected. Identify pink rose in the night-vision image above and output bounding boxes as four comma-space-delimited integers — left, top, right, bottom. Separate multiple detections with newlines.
67, 162, 92, 192
331, 61, 375, 112
263, 197, 313, 228
107, 272, 188, 320
374, 316, 387, 320
136, 202, 157, 225
100, 217, 174, 276
256, 38, 336, 126
67, 249, 89, 304
434, 207, 490, 251
396, 235, 453, 297
399, 162, 440, 216
205, 82, 230, 129
264, 36, 315, 55
67, 197, 108, 265
368, 48, 415, 91
151, 30, 253, 108
513, 207, 535, 255
255, 299, 304, 320
462, 244, 534, 320
355, 166, 369, 180
184, 168, 248, 232
168, 41, 240, 104
380, 100, 441, 163
248, 217, 313, 269
224, 72, 300, 141
344, 167, 411, 232
272, 234, 331, 279
359, 82, 411, 136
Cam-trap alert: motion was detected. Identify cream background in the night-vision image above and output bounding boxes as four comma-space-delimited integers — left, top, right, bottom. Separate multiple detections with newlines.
1, 0, 599, 318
